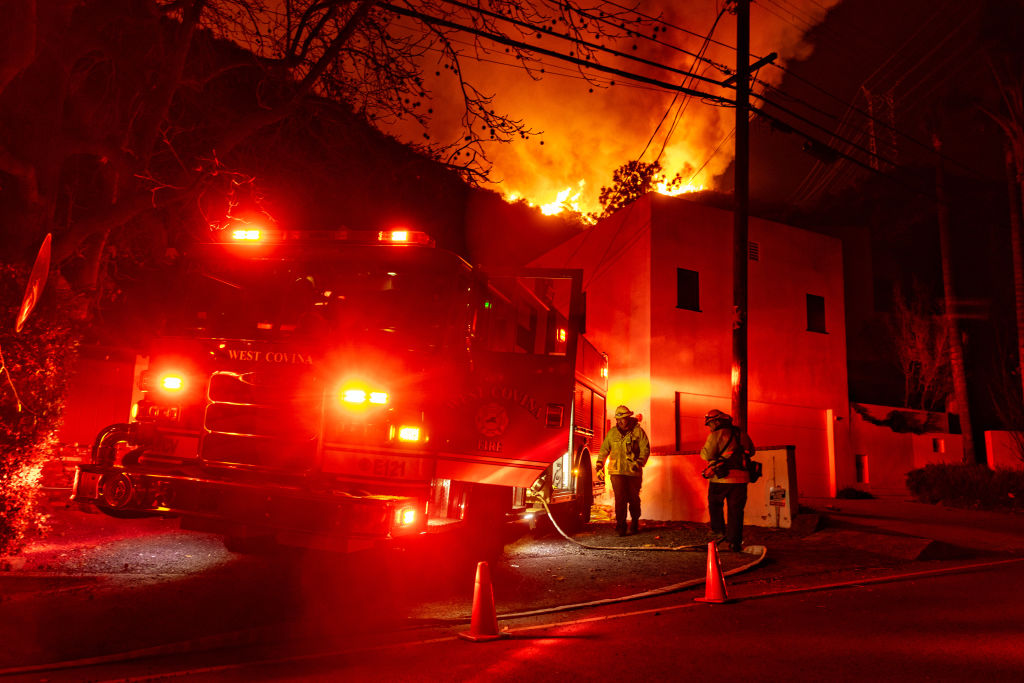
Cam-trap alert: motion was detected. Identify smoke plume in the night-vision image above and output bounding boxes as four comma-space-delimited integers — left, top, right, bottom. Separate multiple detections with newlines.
393, 0, 842, 216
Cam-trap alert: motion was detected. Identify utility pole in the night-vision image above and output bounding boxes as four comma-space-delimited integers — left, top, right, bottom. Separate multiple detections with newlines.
731, 0, 749, 429
933, 133, 976, 465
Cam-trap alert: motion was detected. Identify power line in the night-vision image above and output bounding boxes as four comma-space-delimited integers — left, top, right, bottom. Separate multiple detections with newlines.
384, 1, 956, 206
380, 2, 736, 106
435, 0, 730, 91
655, 10, 728, 164
600, 0, 750, 57
639, 7, 727, 163
437, 0, 954, 182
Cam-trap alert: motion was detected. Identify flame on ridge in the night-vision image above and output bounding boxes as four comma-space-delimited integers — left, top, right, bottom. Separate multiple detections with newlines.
507, 177, 704, 223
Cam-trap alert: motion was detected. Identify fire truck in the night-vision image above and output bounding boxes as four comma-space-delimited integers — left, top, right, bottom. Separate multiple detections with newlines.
71, 227, 609, 552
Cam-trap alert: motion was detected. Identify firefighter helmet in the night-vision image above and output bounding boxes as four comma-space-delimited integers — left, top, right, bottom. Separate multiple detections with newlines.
614, 405, 634, 419
704, 409, 732, 426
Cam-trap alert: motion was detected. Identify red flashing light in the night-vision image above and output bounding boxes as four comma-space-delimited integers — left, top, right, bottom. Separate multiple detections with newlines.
378, 229, 432, 245
340, 384, 389, 406
398, 426, 421, 442
395, 506, 417, 527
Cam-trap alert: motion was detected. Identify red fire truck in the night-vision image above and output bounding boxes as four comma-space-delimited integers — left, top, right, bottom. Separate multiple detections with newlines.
71, 228, 608, 552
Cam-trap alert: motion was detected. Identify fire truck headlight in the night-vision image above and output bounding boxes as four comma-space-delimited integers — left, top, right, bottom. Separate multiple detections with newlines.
231, 229, 261, 241
369, 391, 389, 404
159, 374, 185, 392
342, 389, 367, 404
398, 426, 420, 442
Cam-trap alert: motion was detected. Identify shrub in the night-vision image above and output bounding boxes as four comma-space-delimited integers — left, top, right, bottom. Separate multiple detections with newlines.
1, 265, 79, 556
905, 463, 1024, 511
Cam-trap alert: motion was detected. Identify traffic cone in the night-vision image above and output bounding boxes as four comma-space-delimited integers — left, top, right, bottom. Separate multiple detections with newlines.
459, 561, 508, 641
694, 541, 732, 604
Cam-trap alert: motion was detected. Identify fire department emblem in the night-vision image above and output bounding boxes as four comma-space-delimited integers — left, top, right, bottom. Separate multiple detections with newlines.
475, 401, 509, 437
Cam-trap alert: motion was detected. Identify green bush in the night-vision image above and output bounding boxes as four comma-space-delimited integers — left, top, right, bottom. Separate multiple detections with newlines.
1, 265, 79, 556
905, 463, 1024, 511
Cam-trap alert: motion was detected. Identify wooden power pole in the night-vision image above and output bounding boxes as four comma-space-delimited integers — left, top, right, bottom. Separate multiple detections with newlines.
732, 0, 750, 429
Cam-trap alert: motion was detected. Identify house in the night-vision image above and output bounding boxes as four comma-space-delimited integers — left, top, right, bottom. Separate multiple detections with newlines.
530, 193, 853, 522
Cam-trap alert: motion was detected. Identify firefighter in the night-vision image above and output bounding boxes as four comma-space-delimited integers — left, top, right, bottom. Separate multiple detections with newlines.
600, 405, 650, 536
700, 409, 756, 552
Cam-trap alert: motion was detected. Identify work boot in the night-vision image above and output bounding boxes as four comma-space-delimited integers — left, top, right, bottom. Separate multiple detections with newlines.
630, 520, 639, 534
616, 525, 627, 537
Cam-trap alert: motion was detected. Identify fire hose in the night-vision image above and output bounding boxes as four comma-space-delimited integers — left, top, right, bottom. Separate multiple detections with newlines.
530, 493, 709, 552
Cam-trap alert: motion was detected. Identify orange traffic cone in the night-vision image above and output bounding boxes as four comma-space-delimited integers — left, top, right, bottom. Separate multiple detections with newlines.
459, 561, 509, 641
694, 541, 732, 604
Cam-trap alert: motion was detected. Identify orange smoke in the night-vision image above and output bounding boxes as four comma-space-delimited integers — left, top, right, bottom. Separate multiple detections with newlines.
395, 1, 841, 218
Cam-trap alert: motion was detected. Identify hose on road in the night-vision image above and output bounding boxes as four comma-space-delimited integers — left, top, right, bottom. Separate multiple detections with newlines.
533, 494, 708, 551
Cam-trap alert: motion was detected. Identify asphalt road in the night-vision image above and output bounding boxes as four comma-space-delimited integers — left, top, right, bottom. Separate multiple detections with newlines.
220, 559, 1024, 683
1, 499, 1020, 680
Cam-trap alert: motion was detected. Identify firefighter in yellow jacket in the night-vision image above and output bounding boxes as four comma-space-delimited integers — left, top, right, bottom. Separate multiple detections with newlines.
700, 409, 756, 552
600, 405, 651, 536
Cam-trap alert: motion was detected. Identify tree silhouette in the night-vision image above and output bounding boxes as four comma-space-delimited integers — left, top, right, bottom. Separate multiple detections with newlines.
596, 160, 683, 218
0, 0, 654, 318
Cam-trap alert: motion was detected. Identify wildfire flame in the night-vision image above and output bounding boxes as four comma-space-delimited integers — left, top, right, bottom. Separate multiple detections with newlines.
510, 177, 705, 222
539, 181, 585, 216
654, 180, 706, 197
400, 1, 841, 225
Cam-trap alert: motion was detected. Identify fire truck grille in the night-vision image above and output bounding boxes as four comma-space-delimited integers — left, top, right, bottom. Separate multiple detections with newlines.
202, 370, 322, 470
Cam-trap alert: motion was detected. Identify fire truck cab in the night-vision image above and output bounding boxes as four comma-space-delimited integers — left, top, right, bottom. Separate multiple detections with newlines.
71, 228, 608, 552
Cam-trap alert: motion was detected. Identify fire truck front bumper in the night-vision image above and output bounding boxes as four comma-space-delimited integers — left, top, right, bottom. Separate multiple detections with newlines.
71, 465, 426, 541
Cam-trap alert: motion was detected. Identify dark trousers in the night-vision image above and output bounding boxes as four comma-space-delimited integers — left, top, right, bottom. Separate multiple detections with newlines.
708, 482, 748, 547
610, 474, 642, 531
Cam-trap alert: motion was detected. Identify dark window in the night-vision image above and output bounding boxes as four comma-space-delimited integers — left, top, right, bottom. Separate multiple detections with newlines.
677, 268, 700, 311
806, 294, 826, 333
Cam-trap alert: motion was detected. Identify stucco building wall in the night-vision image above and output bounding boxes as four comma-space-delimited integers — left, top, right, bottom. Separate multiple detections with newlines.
533, 194, 851, 515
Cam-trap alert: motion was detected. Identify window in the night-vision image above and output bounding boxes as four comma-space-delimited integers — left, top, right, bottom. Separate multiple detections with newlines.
932, 438, 945, 454
677, 268, 700, 311
806, 294, 826, 333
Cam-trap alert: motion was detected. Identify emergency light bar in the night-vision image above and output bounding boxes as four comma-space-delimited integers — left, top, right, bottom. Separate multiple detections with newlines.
220, 227, 435, 247
378, 229, 432, 245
